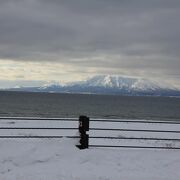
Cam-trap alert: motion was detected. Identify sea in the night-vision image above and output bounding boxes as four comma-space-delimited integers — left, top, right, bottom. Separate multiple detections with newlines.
0, 91, 180, 121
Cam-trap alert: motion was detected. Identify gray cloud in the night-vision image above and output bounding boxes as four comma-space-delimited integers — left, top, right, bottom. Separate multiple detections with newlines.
0, 0, 180, 85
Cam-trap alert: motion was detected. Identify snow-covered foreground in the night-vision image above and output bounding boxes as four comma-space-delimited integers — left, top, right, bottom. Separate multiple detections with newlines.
0, 138, 180, 180
0, 118, 180, 179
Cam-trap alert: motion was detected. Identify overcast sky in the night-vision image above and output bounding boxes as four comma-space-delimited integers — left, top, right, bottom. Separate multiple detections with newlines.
0, 0, 180, 88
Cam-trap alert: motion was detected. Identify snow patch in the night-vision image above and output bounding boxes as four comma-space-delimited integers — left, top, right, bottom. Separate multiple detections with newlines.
0, 119, 180, 179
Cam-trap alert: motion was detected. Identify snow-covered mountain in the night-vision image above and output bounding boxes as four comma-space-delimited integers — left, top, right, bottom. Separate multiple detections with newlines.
5, 75, 180, 96
79, 75, 168, 91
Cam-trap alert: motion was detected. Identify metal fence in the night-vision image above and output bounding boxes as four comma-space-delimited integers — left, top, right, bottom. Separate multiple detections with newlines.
0, 116, 180, 149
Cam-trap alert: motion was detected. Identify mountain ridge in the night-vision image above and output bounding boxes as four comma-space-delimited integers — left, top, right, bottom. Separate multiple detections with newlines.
3, 75, 180, 97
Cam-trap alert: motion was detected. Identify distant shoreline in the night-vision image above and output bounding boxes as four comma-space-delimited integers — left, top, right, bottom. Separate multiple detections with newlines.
1, 90, 180, 98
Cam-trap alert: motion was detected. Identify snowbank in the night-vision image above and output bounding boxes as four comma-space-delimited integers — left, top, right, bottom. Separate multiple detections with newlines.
0, 118, 180, 179
0, 138, 180, 180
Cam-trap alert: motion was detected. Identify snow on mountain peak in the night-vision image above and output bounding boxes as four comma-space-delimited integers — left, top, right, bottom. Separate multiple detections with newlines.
39, 82, 62, 89
38, 75, 177, 93
6, 74, 180, 96
38, 75, 177, 92
83, 75, 163, 91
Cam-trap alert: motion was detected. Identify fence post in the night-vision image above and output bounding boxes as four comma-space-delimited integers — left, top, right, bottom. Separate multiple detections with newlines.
77, 115, 89, 149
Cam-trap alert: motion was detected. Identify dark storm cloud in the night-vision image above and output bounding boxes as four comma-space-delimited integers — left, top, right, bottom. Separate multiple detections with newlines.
0, 0, 180, 79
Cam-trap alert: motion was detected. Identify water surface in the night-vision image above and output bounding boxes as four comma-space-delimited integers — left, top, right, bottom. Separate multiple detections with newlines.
0, 91, 180, 121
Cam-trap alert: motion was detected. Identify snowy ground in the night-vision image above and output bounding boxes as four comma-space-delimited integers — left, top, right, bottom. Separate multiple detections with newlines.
0, 118, 180, 180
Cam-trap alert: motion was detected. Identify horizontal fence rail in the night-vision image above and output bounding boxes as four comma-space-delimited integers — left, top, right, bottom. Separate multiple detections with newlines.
1, 116, 180, 124
90, 119, 180, 124
0, 127, 78, 130
89, 145, 180, 150
89, 136, 180, 141
0, 136, 80, 138
0, 117, 78, 121
90, 128, 180, 133
0, 116, 180, 150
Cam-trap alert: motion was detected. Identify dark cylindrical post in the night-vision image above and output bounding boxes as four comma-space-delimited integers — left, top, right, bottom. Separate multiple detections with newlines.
79, 115, 89, 133
80, 134, 89, 149
77, 115, 89, 149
